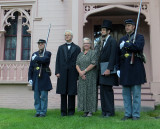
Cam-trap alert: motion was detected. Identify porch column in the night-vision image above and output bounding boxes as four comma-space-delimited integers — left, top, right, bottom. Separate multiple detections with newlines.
72, 0, 83, 47
149, 0, 160, 104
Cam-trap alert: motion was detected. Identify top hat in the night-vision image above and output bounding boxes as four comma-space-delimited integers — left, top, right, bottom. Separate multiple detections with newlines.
101, 20, 112, 30
124, 19, 136, 25
37, 39, 46, 44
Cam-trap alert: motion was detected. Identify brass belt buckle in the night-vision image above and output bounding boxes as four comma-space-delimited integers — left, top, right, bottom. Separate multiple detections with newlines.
124, 53, 129, 58
36, 67, 40, 70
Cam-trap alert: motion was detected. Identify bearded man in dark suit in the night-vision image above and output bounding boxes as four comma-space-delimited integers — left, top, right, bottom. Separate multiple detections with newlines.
95, 20, 119, 118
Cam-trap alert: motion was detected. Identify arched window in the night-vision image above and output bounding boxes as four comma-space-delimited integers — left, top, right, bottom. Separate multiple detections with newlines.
4, 12, 18, 60
3, 11, 31, 60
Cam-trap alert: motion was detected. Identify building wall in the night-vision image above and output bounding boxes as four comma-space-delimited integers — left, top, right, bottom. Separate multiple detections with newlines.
0, 0, 160, 109
149, 0, 160, 104
32, 0, 73, 85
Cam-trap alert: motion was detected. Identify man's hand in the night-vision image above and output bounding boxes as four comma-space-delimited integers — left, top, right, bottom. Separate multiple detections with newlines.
120, 41, 125, 49
117, 70, 120, 78
28, 80, 33, 85
32, 54, 37, 61
56, 74, 60, 78
103, 69, 110, 76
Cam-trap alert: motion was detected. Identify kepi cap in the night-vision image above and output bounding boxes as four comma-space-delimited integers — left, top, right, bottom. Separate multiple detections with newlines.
37, 39, 46, 44
124, 19, 136, 25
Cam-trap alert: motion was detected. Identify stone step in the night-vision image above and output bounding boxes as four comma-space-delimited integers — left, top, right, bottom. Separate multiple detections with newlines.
113, 86, 152, 94
97, 86, 155, 110
114, 93, 153, 100
98, 93, 153, 100
114, 99, 155, 110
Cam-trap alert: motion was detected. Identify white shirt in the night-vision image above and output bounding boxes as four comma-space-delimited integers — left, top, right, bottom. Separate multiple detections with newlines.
66, 42, 72, 50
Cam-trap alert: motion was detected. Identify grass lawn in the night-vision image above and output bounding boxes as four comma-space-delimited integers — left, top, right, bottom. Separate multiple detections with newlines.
0, 106, 160, 129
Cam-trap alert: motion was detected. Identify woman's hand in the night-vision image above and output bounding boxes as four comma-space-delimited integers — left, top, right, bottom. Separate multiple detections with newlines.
81, 75, 86, 80
79, 70, 86, 77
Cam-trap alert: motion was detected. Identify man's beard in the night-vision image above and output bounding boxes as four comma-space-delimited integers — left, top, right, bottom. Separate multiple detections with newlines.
102, 34, 107, 38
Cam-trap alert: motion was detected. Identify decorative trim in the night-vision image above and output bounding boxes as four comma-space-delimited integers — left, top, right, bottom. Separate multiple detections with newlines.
2, 8, 32, 33
0, 1, 36, 5
0, 30, 6, 33
84, 4, 150, 25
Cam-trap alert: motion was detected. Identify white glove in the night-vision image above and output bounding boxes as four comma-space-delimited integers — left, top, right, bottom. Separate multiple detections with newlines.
29, 80, 33, 85
120, 41, 125, 49
32, 54, 37, 61
117, 70, 120, 78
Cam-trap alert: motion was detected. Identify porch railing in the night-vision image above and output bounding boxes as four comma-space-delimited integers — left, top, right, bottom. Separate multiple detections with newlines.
0, 60, 30, 83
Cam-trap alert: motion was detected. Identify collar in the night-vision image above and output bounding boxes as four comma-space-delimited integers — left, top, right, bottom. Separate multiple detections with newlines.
105, 35, 110, 42
66, 42, 72, 45
127, 32, 134, 37
39, 49, 44, 54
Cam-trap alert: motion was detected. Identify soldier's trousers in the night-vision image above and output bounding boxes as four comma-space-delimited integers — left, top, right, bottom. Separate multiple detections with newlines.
34, 77, 48, 115
122, 85, 141, 118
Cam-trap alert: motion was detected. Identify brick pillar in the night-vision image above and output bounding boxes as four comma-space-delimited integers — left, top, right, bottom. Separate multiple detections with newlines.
149, 0, 160, 104
72, 0, 83, 47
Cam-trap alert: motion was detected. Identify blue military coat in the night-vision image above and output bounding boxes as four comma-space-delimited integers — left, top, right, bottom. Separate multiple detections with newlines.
28, 51, 52, 91
117, 33, 147, 86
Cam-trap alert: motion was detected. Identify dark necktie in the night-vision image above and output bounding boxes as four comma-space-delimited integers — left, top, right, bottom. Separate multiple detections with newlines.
102, 39, 105, 49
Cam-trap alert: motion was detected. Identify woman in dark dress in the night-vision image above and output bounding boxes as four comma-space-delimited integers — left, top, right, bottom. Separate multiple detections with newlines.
76, 38, 98, 117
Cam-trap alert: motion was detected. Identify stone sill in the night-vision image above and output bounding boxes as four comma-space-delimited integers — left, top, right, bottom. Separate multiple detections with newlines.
34, 17, 42, 21
0, 81, 28, 85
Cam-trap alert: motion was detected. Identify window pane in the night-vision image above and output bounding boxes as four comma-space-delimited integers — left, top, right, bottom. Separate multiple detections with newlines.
22, 50, 29, 60
22, 37, 31, 60
4, 50, 10, 60
4, 37, 17, 60
22, 37, 29, 48
4, 12, 18, 60
11, 37, 17, 48
5, 38, 11, 48
11, 50, 16, 60
22, 17, 31, 60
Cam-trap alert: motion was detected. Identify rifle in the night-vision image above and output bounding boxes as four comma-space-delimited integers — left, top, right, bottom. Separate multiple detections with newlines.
39, 24, 51, 77
130, 0, 142, 64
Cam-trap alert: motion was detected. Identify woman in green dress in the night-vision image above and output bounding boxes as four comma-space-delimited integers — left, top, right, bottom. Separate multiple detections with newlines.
76, 37, 98, 117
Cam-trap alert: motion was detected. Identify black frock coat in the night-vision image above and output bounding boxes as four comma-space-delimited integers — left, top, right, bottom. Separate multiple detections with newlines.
95, 36, 119, 86
55, 42, 81, 95
117, 33, 147, 86
28, 51, 52, 91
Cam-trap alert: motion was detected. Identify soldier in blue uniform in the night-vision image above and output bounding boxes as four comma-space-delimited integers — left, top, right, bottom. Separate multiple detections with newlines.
117, 19, 147, 120
28, 39, 52, 117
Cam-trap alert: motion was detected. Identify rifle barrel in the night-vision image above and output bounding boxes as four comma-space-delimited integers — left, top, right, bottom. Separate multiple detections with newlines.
130, 0, 142, 64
